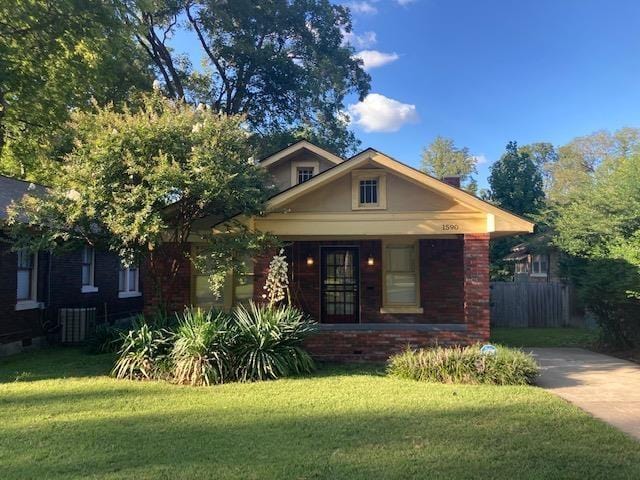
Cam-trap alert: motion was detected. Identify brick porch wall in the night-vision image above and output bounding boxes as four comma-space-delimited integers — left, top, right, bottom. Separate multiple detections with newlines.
253, 236, 490, 361
463, 233, 490, 343
304, 329, 471, 362
146, 236, 490, 361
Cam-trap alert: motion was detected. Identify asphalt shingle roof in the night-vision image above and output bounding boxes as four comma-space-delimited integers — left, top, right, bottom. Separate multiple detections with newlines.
0, 175, 47, 221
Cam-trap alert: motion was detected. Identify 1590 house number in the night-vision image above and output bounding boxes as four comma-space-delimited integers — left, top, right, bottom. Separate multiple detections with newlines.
441, 224, 459, 231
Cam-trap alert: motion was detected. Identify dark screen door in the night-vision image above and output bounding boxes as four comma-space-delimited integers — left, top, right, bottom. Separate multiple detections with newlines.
321, 247, 359, 323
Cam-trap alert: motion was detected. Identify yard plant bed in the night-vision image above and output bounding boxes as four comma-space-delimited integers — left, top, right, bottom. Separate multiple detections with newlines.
1, 349, 640, 479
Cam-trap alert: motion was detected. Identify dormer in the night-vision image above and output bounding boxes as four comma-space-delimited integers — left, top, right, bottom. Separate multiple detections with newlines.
259, 140, 343, 192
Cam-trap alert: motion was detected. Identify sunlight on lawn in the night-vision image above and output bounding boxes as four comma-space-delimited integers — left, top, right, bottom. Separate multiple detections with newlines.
1, 348, 639, 480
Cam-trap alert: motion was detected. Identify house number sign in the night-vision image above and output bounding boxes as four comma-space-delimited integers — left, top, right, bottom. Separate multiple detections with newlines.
441, 224, 459, 231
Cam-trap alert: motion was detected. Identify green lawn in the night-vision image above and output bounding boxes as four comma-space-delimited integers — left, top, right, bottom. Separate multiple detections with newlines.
491, 327, 599, 348
1, 348, 639, 479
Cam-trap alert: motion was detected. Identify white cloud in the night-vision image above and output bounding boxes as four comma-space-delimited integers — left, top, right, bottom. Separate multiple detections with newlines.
395, 0, 416, 5
348, 93, 419, 133
347, 1, 378, 14
473, 154, 488, 165
341, 30, 377, 49
353, 50, 399, 70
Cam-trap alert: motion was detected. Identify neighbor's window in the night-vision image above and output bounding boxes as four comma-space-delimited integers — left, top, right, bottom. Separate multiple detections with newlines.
17, 249, 36, 301
81, 246, 95, 287
384, 243, 418, 306
531, 254, 548, 276
118, 263, 140, 296
515, 261, 529, 274
297, 167, 314, 184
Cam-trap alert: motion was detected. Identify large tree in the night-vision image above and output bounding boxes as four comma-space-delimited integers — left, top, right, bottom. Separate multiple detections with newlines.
117, 0, 370, 156
420, 136, 478, 194
8, 93, 275, 308
487, 141, 545, 279
0, 0, 153, 180
553, 152, 640, 347
547, 128, 640, 203
488, 141, 544, 217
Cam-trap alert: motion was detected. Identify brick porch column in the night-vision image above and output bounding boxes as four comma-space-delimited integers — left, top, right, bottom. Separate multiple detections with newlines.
463, 233, 490, 342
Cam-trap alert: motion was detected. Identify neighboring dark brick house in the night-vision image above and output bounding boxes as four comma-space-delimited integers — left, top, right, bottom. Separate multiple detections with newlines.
145, 141, 534, 361
0, 175, 143, 355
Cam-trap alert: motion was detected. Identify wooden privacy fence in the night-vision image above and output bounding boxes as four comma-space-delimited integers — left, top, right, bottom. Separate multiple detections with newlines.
490, 281, 573, 327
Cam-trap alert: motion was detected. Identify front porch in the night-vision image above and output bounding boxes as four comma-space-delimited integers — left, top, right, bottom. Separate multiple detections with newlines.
253, 235, 490, 361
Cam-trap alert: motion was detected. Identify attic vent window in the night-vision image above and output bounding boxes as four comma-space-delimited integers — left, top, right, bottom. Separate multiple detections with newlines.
359, 179, 378, 205
297, 167, 314, 184
351, 169, 387, 210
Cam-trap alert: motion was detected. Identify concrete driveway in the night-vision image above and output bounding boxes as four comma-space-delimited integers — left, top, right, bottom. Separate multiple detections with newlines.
530, 348, 640, 440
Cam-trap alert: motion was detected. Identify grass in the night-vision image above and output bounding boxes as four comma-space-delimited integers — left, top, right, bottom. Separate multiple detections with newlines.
491, 327, 599, 348
1, 348, 639, 479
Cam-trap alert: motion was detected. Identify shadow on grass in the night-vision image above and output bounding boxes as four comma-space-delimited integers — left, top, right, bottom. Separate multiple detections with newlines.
0, 347, 114, 383
0, 348, 385, 385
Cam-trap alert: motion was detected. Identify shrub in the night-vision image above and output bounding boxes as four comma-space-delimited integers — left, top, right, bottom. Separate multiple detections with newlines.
171, 308, 233, 386
111, 319, 173, 380
387, 344, 539, 385
232, 301, 317, 382
85, 323, 124, 354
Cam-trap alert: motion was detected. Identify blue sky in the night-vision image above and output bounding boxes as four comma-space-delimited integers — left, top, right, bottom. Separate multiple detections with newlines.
173, 0, 640, 188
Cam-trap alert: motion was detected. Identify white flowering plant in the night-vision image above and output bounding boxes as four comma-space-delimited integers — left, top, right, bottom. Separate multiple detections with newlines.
262, 249, 290, 306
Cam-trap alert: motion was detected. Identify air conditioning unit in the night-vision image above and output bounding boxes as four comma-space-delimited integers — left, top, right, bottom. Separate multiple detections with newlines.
59, 308, 97, 344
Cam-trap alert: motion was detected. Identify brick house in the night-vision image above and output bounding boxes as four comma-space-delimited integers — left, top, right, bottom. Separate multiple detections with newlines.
147, 141, 534, 361
0, 175, 143, 355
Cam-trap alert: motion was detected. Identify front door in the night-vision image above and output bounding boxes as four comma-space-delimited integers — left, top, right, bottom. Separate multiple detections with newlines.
321, 247, 360, 323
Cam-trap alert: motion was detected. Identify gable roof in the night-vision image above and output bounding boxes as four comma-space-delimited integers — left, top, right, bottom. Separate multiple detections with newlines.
264, 147, 534, 233
259, 139, 344, 168
0, 175, 47, 222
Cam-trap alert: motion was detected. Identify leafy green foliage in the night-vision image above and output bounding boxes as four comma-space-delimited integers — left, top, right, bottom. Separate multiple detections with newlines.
119, 0, 370, 156
488, 141, 545, 279
232, 302, 317, 382
112, 303, 317, 385
553, 152, 640, 347
85, 323, 125, 355
111, 318, 173, 380
387, 345, 539, 385
7, 93, 274, 303
0, 0, 152, 180
489, 141, 545, 217
421, 136, 478, 194
171, 308, 233, 386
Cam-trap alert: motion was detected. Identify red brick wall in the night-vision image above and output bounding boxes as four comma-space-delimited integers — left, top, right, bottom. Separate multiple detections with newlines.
304, 329, 470, 362
143, 243, 192, 315
421, 238, 465, 323
248, 236, 490, 361
463, 233, 490, 343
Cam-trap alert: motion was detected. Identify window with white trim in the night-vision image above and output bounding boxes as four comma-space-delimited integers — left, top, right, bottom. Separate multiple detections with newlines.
359, 179, 378, 205
290, 160, 319, 185
531, 254, 548, 276
81, 246, 95, 288
17, 249, 36, 302
118, 263, 140, 297
297, 167, 314, 184
351, 170, 387, 210
233, 256, 255, 306
384, 243, 419, 307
